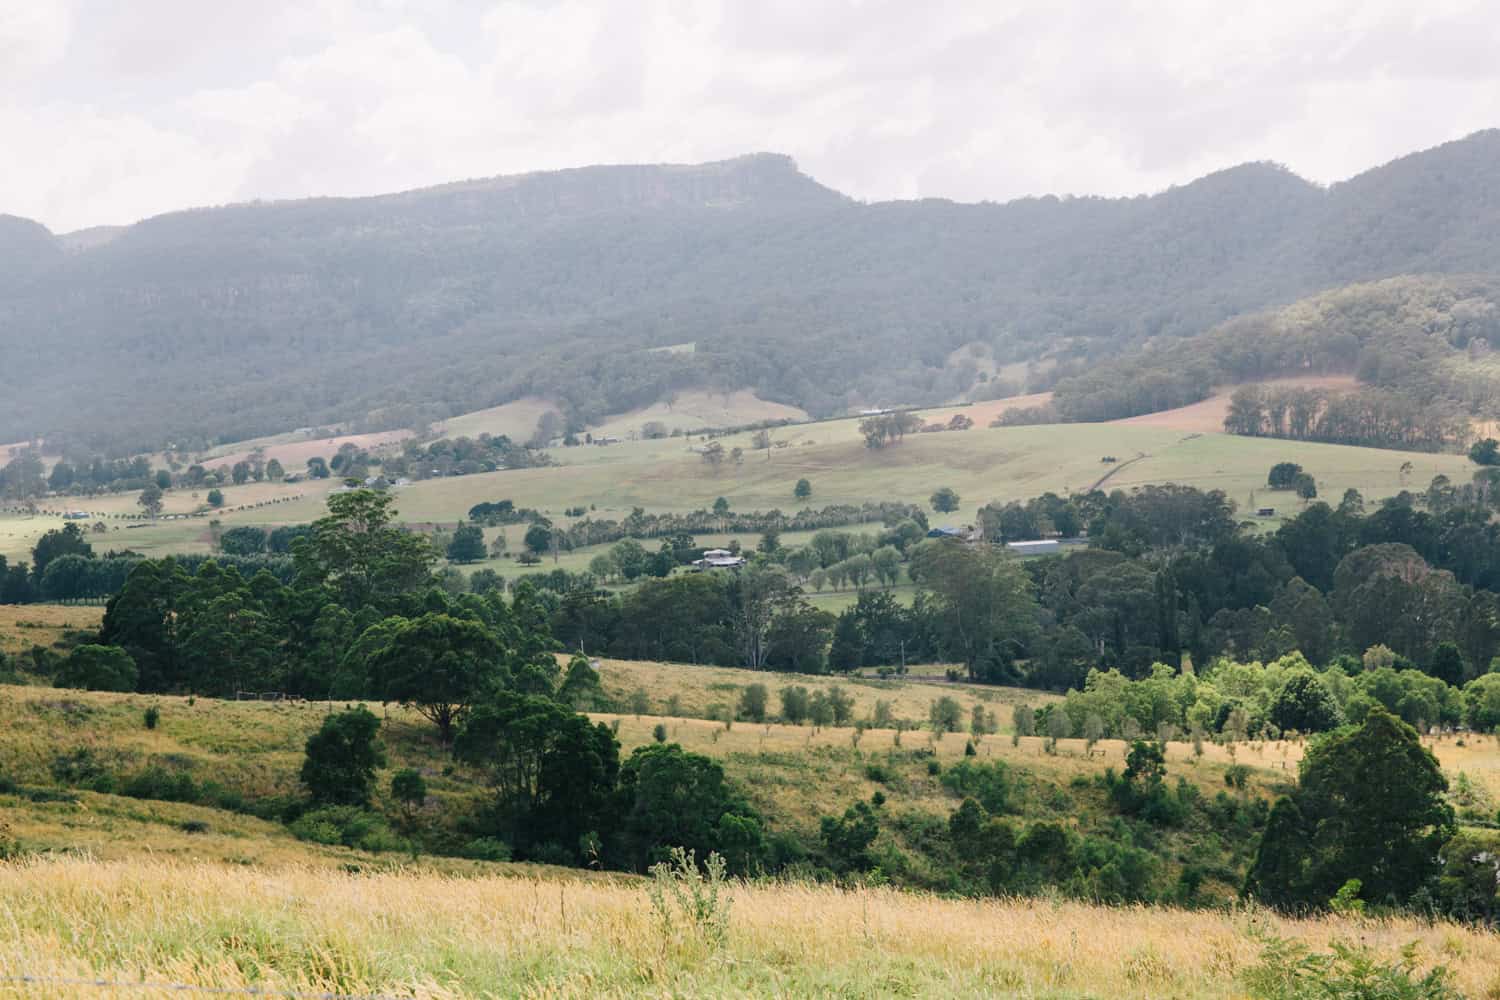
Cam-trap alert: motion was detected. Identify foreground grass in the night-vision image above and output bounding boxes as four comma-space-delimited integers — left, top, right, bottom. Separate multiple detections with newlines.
0, 856, 1495, 999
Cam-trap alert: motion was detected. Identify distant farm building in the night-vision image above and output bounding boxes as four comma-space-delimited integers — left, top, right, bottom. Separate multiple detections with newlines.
693, 548, 746, 570
1255, 507, 1276, 517
1005, 539, 1060, 556
926, 526, 978, 541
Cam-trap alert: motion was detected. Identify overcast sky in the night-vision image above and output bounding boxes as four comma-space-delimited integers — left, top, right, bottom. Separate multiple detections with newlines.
4, 0, 1499, 232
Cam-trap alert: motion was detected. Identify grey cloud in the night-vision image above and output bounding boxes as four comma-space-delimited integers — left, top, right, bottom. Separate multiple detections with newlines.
3, 0, 1499, 231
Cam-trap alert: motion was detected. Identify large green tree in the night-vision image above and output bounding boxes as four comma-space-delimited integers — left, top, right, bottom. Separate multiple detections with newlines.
612, 742, 765, 874
1245, 709, 1455, 909
909, 540, 1038, 681
30, 523, 92, 581
455, 691, 619, 859
300, 706, 386, 807
446, 523, 487, 564
293, 490, 435, 613
365, 612, 507, 741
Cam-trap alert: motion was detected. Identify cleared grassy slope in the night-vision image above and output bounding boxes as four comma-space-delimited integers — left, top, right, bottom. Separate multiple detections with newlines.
392, 417, 1472, 528
5, 404, 1472, 565
0, 647, 1496, 997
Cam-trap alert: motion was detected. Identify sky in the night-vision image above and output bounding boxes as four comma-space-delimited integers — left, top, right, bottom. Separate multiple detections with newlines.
4, 0, 1499, 232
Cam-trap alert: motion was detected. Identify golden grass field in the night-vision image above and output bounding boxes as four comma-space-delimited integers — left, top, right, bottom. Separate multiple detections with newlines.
0, 857, 1496, 999
1, 620, 1499, 998
0, 604, 102, 659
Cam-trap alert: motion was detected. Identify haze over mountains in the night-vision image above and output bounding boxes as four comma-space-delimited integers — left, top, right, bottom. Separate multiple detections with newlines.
4, 130, 1500, 455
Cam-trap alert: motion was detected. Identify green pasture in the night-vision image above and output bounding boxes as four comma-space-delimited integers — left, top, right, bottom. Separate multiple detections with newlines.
396, 419, 1472, 528
7, 417, 1474, 567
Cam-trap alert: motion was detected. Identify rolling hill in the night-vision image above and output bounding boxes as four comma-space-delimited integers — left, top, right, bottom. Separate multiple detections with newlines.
6, 132, 1500, 455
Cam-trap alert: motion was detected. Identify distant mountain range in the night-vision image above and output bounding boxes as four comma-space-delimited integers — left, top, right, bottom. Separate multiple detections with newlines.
4, 132, 1500, 455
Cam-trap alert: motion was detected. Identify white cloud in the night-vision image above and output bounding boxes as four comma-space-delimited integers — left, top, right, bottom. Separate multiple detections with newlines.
3, 0, 1499, 231
0, 0, 72, 83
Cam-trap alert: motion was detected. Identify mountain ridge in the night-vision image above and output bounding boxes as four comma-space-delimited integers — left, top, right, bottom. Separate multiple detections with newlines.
4, 131, 1500, 455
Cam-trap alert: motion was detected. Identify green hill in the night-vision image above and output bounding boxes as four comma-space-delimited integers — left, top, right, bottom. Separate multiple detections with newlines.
8, 132, 1500, 454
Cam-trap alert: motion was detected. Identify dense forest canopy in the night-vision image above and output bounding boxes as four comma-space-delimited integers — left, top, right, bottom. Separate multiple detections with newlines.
6, 131, 1500, 454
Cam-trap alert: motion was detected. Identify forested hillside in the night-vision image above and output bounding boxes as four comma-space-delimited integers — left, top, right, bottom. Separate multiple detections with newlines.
6, 132, 1500, 454
1042, 275, 1500, 448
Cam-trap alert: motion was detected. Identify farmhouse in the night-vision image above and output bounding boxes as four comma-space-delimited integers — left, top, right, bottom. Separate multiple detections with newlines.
693, 548, 746, 570
1005, 539, 1060, 555
926, 526, 979, 543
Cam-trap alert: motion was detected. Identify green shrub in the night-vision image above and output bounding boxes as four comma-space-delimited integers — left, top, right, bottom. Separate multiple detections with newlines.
462, 837, 512, 862
53, 644, 137, 692
1242, 933, 1460, 1000
939, 760, 1013, 814
143, 705, 160, 730
49, 747, 112, 789
122, 766, 199, 803
289, 806, 394, 851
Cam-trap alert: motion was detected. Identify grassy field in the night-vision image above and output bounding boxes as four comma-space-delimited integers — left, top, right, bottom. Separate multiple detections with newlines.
0, 627, 1497, 998
0, 604, 102, 659
434, 395, 560, 442
587, 388, 808, 440
0, 479, 328, 563
1, 856, 1496, 999
392, 417, 1472, 531
6, 402, 1472, 568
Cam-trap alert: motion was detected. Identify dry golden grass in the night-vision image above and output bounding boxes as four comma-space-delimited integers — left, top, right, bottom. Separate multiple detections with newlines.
0, 604, 102, 658
0, 856, 1495, 999
591, 654, 1061, 730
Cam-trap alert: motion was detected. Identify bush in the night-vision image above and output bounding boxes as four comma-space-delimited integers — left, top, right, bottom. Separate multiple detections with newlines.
53, 644, 137, 692
462, 837, 512, 862
929, 696, 962, 734
820, 801, 880, 873
780, 685, 811, 725
390, 768, 426, 826
289, 806, 397, 852
648, 847, 733, 950
1242, 933, 1460, 1000
122, 766, 199, 803
143, 705, 160, 730
50, 747, 110, 788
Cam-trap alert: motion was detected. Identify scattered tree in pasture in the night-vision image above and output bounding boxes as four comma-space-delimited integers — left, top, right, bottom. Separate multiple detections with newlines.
738, 683, 769, 722
1267, 462, 1304, 488
138, 484, 164, 519
930, 487, 960, 513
